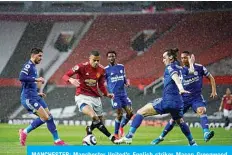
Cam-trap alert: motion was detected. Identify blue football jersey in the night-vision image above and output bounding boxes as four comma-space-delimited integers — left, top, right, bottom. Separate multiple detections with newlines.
181, 63, 210, 101
105, 64, 127, 96
19, 60, 38, 98
163, 61, 183, 102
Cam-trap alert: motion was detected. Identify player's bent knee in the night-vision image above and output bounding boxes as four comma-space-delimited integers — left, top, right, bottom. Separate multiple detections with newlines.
126, 112, 133, 119
197, 107, 206, 115
116, 114, 123, 120
175, 118, 184, 125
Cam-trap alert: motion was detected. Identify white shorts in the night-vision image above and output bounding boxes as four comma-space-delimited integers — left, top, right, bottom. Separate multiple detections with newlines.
224, 109, 232, 117
75, 94, 103, 116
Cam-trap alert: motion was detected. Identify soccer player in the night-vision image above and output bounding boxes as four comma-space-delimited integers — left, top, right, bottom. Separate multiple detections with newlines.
62, 50, 117, 143
105, 50, 133, 138
219, 88, 232, 130
19, 48, 66, 146
115, 48, 197, 146
151, 51, 217, 145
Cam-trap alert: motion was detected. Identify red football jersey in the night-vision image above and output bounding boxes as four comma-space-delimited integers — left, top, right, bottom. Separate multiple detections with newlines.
62, 62, 108, 97
222, 95, 232, 110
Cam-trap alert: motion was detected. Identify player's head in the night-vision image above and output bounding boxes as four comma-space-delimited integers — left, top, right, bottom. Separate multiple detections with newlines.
226, 88, 231, 95
163, 48, 179, 66
106, 50, 117, 65
181, 51, 190, 66
30, 48, 43, 64
89, 50, 100, 68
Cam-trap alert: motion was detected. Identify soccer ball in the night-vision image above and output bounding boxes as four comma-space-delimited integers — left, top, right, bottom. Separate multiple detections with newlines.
82, 134, 97, 145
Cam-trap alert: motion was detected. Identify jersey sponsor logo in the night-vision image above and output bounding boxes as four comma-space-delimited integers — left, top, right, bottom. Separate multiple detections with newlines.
110, 75, 124, 82
85, 79, 97, 86
183, 76, 200, 86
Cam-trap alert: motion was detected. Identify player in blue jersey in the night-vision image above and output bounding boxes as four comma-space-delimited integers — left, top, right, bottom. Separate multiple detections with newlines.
115, 48, 197, 145
18, 48, 66, 146
151, 51, 217, 145
105, 51, 133, 138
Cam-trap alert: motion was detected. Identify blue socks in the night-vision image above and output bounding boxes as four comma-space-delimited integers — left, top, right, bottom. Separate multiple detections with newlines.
126, 114, 144, 138
120, 116, 130, 128
179, 122, 193, 142
160, 120, 175, 138
200, 114, 210, 133
23, 117, 45, 134
46, 115, 60, 142
114, 119, 120, 135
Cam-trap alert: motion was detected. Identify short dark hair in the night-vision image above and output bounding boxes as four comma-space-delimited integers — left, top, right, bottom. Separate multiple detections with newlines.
31, 48, 43, 54
166, 48, 179, 61
106, 50, 117, 57
182, 51, 190, 55
90, 50, 100, 56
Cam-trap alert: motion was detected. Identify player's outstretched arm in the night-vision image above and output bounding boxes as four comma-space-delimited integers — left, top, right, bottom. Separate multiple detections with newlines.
188, 54, 195, 74
62, 65, 80, 87
207, 74, 217, 98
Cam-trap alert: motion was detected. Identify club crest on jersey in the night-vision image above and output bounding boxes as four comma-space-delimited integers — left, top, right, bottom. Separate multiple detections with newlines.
96, 73, 101, 78
194, 71, 198, 76
120, 70, 123, 73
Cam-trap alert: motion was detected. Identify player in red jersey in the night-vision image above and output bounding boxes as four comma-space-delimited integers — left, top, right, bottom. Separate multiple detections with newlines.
62, 50, 117, 143
219, 88, 232, 130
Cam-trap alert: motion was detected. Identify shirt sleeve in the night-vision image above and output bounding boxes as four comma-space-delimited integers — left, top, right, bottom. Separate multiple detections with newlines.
62, 64, 80, 82
167, 65, 179, 77
98, 70, 108, 96
19, 64, 36, 82
202, 66, 210, 77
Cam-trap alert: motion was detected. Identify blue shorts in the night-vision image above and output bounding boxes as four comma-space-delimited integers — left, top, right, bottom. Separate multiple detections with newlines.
111, 95, 132, 109
21, 96, 48, 114
152, 98, 184, 120
183, 95, 206, 113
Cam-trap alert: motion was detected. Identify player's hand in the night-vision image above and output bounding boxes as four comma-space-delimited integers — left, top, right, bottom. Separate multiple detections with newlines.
125, 83, 130, 87
179, 89, 191, 94
210, 91, 217, 99
69, 78, 80, 87
38, 92, 46, 98
125, 79, 130, 87
36, 77, 45, 84
188, 54, 195, 64
106, 93, 114, 99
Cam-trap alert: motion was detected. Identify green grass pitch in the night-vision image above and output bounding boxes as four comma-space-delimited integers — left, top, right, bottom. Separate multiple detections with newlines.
0, 124, 231, 155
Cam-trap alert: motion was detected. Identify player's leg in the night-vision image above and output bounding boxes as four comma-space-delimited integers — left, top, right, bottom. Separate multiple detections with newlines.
151, 119, 175, 145
151, 103, 190, 145
43, 107, 66, 145
120, 96, 133, 137
79, 96, 116, 143
175, 117, 197, 146
19, 98, 47, 146
114, 108, 123, 138
223, 109, 230, 130
193, 99, 214, 142
171, 104, 197, 146
111, 97, 123, 138
115, 98, 162, 144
